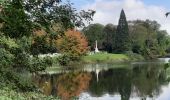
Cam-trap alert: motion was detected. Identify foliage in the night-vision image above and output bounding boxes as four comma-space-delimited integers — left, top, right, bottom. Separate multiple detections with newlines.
129, 20, 170, 59
0, 0, 95, 98
0, 87, 60, 100
23, 0, 95, 52
56, 30, 89, 64
56, 72, 92, 100
114, 9, 131, 53
83, 19, 170, 59
0, 0, 33, 38
28, 57, 52, 73
102, 24, 116, 53
31, 36, 51, 55
58, 54, 71, 66
24, 0, 95, 30
0, 35, 18, 49
82, 23, 105, 50
0, 0, 95, 54
125, 51, 144, 61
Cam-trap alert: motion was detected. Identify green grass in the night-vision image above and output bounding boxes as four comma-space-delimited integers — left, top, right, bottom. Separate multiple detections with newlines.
0, 87, 60, 100
82, 53, 130, 63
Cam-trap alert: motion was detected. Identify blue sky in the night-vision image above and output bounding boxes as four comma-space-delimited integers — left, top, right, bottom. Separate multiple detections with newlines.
68, 0, 170, 9
143, 0, 170, 9
63, 0, 170, 34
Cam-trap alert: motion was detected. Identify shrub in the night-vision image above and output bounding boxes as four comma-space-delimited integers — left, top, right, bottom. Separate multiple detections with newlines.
58, 54, 71, 66
28, 57, 47, 73
43, 56, 53, 67
125, 51, 144, 61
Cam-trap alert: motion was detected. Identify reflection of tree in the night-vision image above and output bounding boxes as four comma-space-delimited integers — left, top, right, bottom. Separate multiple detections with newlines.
33, 72, 92, 100
32, 63, 168, 100
89, 68, 132, 100
88, 64, 168, 100
132, 64, 166, 99
56, 72, 92, 100
32, 74, 53, 95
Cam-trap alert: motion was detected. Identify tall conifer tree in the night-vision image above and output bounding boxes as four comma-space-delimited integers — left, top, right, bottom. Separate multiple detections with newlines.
115, 9, 131, 53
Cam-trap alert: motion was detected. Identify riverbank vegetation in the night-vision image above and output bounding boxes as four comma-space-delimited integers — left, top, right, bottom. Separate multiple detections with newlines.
0, 0, 170, 99
0, 0, 94, 99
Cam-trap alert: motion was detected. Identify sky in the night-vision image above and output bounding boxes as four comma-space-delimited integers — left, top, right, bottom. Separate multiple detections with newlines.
65, 0, 170, 34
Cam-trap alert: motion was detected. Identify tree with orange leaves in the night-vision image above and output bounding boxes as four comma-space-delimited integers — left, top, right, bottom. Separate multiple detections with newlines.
56, 30, 88, 62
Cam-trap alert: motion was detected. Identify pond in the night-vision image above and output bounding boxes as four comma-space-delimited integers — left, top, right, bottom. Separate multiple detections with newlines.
32, 59, 170, 100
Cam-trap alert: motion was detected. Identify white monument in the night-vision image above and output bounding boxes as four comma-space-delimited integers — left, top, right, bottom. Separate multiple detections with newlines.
95, 40, 99, 53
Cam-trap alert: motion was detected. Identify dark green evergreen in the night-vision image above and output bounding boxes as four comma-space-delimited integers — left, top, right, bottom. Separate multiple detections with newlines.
115, 9, 131, 53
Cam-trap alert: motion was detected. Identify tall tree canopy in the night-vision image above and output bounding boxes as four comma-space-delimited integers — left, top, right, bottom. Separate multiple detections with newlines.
102, 24, 116, 53
56, 30, 88, 61
82, 23, 104, 50
115, 9, 131, 53
82, 23, 116, 52
0, 0, 95, 39
0, 0, 95, 54
129, 20, 170, 58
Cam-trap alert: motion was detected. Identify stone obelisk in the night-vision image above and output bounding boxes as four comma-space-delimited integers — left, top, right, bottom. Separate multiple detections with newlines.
95, 40, 99, 53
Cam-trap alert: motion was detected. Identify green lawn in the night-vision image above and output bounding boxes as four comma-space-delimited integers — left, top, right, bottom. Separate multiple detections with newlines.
82, 53, 130, 63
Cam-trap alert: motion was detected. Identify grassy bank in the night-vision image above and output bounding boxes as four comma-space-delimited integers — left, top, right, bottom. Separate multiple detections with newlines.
0, 87, 60, 100
82, 52, 144, 64
82, 53, 130, 63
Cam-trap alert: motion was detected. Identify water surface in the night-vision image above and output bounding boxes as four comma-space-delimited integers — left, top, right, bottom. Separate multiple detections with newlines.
33, 59, 170, 100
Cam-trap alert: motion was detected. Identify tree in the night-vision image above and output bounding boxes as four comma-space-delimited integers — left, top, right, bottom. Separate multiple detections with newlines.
23, 0, 95, 49
129, 20, 170, 58
0, 0, 95, 52
129, 20, 148, 54
114, 9, 131, 53
0, 0, 33, 38
82, 23, 104, 50
56, 30, 88, 61
102, 24, 116, 53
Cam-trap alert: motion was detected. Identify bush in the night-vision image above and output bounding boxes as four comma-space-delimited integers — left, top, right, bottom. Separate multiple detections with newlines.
43, 56, 53, 67
29, 57, 47, 72
58, 54, 71, 66
125, 51, 144, 61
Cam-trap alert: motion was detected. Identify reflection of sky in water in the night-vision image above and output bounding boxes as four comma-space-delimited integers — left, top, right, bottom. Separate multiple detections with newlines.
156, 83, 170, 100
79, 83, 170, 100
79, 93, 121, 100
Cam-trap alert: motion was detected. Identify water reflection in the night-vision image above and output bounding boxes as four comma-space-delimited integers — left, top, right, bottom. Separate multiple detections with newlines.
33, 62, 170, 100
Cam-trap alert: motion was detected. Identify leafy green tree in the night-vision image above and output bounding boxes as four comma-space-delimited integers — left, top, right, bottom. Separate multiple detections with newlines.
102, 24, 116, 53
156, 30, 170, 55
82, 23, 104, 50
0, 0, 95, 91
24, 0, 95, 50
0, 0, 33, 38
0, 0, 95, 53
129, 20, 170, 58
115, 9, 131, 53
129, 20, 148, 54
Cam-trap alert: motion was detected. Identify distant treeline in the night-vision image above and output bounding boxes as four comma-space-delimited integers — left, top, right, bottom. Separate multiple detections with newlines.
82, 19, 170, 59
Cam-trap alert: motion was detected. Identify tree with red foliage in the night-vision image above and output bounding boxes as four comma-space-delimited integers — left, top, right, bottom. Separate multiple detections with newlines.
56, 30, 89, 62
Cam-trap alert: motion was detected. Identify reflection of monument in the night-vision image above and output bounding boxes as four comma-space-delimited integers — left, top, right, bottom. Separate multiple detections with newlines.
95, 64, 100, 82
95, 40, 99, 53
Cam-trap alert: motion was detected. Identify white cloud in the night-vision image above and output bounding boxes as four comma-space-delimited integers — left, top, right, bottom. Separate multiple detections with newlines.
81, 0, 170, 34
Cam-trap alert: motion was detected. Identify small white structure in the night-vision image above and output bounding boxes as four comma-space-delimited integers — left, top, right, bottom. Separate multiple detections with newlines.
95, 40, 99, 53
